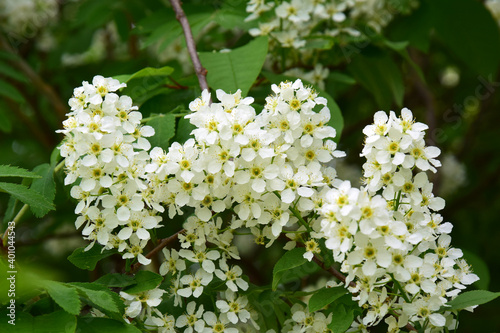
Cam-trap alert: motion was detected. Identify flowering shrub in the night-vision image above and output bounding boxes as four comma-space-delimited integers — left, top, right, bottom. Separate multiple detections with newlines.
1, 0, 500, 332
50, 74, 479, 332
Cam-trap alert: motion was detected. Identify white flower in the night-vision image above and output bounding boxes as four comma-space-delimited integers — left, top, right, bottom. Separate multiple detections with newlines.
178, 269, 213, 298
160, 248, 186, 275
176, 302, 205, 333
215, 260, 248, 292
202, 312, 238, 333
216, 290, 251, 324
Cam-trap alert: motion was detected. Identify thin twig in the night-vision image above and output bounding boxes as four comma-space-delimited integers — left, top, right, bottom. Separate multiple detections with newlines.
0, 34, 67, 122
168, 0, 209, 92
311, 253, 356, 288
129, 229, 184, 274
1, 204, 29, 246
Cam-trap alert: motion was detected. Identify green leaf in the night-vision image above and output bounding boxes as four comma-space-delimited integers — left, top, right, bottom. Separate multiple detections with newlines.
462, 249, 490, 290
67, 245, 116, 270
0, 79, 24, 103
0, 61, 28, 82
272, 247, 307, 290
348, 51, 404, 109
0, 310, 76, 333
199, 36, 268, 97
215, 7, 256, 30
35, 311, 77, 333
444, 290, 500, 311
146, 114, 176, 151
41, 281, 81, 315
174, 117, 195, 144
142, 13, 212, 52
387, 1, 432, 52
329, 72, 356, 85
0, 182, 54, 218
429, 0, 500, 77
76, 317, 141, 333
31, 164, 56, 208
308, 287, 347, 313
304, 35, 335, 50
327, 304, 354, 333
123, 270, 163, 294
70, 282, 121, 314
0, 165, 41, 179
118, 66, 174, 105
95, 273, 136, 288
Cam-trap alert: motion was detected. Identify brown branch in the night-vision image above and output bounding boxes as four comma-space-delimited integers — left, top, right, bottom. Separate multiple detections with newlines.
310, 253, 356, 288
0, 34, 67, 122
129, 229, 184, 274
168, 0, 209, 92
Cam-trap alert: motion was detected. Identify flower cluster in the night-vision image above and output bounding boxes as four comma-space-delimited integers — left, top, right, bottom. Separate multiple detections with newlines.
245, 0, 418, 89
315, 109, 478, 330
132, 79, 344, 332
58, 75, 162, 265
0, 0, 58, 36
60, 76, 477, 333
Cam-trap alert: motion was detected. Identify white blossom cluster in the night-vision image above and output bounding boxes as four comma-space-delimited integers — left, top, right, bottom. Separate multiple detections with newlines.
58, 75, 162, 265
0, 0, 58, 36
130, 79, 345, 332
281, 304, 333, 333
316, 109, 479, 331
60, 76, 477, 333
246, 0, 418, 49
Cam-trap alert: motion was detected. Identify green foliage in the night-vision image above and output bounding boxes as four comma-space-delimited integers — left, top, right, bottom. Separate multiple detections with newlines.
67, 245, 116, 271
146, 114, 176, 151
348, 50, 404, 109
70, 282, 122, 315
0, 182, 54, 218
429, 0, 500, 77
76, 317, 142, 333
117, 66, 174, 105
0, 165, 41, 179
327, 304, 355, 333
444, 290, 500, 311
308, 287, 347, 313
0, 79, 24, 103
123, 270, 163, 294
95, 273, 136, 288
31, 164, 56, 207
41, 280, 82, 316
141, 12, 213, 52
0, 310, 77, 333
272, 247, 307, 290
199, 36, 269, 97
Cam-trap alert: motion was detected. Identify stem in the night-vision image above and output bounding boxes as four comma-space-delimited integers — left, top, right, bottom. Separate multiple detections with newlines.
389, 273, 411, 303
128, 229, 184, 274
168, 0, 209, 92
394, 190, 402, 211
54, 160, 65, 174
2, 204, 29, 246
